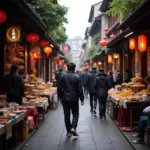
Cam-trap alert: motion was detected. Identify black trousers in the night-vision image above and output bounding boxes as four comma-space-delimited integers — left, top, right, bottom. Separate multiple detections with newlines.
89, 93, 97, 110
98, 96, 107, 117
62, 101, 79, 133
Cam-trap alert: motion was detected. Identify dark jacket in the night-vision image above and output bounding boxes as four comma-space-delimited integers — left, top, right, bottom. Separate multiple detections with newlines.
115, 73, 123, 85
58, 71, 84, 102
94, 72, 109, 97
87, 70, 97, 94
81, 71, 89, 87
124, 73, 131, 83
3, 73, 24, 105
107, 75, 114, 89
55, 71, 63, 87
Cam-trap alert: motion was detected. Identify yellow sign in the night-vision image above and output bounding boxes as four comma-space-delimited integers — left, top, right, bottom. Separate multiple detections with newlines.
6, 26, 21, 42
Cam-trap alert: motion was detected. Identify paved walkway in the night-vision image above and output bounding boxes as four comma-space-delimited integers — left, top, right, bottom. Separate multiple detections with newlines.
22, 99, 133, 150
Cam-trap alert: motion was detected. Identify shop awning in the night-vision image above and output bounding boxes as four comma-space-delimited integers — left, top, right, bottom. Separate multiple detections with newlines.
107, 28, 131, 48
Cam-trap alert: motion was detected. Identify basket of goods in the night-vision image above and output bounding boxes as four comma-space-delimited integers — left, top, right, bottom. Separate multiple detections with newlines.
127, 82, 135, 87
132, 83, 145, 88
26, 95, 35, 100
138, 89, 150, 96
24, 79, 29, 84
115, 85, 122, 91
35, 85, 45, 90
25, 84, 34, 88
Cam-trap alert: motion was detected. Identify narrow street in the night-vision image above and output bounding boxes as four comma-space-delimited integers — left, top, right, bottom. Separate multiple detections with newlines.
22, 99, 133, 150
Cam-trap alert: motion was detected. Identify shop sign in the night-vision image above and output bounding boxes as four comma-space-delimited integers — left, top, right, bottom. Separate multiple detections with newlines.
6, 26, 21, 42
63, 44, 69, 53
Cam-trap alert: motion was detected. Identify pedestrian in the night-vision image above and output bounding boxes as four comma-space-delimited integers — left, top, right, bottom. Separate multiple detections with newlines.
3, 64, 24, 105
115, 70, 123, 85
94, 69, 109, 119
58, 63, 84, 137
82, 68, 89, 98
107, 71, 115, 89
124, 69, 132, 83
87, 67, 97, 114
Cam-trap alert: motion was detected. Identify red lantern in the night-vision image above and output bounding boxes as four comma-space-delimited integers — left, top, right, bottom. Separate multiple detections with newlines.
33, 53, 38, 59
108, 54, 113, 64
44, 46, 52, 56
138, 35, 147, 52
104, 28, 109, 32
129, 38, 136, 50
99, 40, 107, 46
0, 10, 6, 24
103, 36, 107, 40
26, 33, 39, 43
39, 40, 49, 47
110, 34, 116, 39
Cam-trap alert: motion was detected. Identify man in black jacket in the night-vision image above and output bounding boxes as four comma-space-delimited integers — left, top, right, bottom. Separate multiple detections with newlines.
58, 63, 84, 137
94, 69, 109, 119
3, 64, 24, 105
55, 68, 64, 87
87, 68, 97, 114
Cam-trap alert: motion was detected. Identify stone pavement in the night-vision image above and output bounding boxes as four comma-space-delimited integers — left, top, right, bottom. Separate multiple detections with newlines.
21, 99, 133, 150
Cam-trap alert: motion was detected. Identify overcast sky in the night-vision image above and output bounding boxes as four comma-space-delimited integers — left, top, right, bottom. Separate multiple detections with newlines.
59, 0, 101, 39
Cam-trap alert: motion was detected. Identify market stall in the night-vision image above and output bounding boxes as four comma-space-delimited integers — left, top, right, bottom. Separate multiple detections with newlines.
108, 77, 150, 131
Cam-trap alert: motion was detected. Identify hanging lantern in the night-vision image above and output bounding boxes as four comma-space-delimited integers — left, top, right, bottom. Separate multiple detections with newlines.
103, 36, 107, 40
129, 38, 136, 50
44, 46, 52, 56
39, 40, 49, 47
26, 33, 39, 43
110, 34, 116, 39
138, 35, 147, 52
33, 53, 38, 59
108, 54, 113, 64
104, 28, 109, 32
99, 40, 107, 46
0, 10, 7, 24
53, 56, 59, 61
113, 53, 119, 59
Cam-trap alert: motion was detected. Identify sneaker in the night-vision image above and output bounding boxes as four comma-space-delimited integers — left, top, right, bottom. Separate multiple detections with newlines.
132, 139, 144, 144
93, 109, 96, 115
66, 132, 72, 137
71, 128, 78, 136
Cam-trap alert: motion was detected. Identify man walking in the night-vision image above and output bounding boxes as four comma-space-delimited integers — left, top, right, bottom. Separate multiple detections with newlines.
87, 68, 97, 114
94, 69, 109, 119
58, 63, 84, 136
82, 69, 89, 98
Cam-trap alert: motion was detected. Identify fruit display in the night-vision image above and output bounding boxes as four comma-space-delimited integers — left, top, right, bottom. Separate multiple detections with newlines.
138, 89, 150, 95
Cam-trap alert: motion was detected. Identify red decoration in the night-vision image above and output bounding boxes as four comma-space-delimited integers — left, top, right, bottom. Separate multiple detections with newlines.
129, 38, 136, 50
26, 33, 39, 43
103, 36, 107, 40
37, 56, 42, 60
104, 28, 109, 32
63, 45, 69, 53
44, 46, 52, 56
138, 35, 147, 52
39, 40, 49, 47
53, 56, 59, 61
0, 10, 6, 24
99, 40, 107, 46
108, 54, 113, 64
110, 34, 116, 39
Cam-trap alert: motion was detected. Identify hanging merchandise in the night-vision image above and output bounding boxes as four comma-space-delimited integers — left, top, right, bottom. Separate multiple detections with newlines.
138, 35, 147, 52
44, 46, 52, 56
129, 38, 136, 50
39, 40, 49, 47
26, 33, 39, 43
99, 40, 107, 46
0, 9, 6, 24
103, 36, 107, 40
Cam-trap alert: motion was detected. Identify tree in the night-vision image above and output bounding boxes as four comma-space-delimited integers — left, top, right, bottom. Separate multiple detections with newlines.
106, 0, 143, 21
26, 0, 68, 44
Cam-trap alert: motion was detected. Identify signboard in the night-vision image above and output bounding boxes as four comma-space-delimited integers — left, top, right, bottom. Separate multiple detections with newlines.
63, 44, 69, 53
6, 26, 21, 42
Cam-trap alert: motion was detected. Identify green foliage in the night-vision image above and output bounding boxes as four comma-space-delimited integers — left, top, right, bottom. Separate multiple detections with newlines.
26, 0, 68, 44
106, 0, 143, 21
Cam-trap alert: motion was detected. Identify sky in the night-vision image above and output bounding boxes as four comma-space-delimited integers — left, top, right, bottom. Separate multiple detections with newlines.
59, 0, 102, 39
